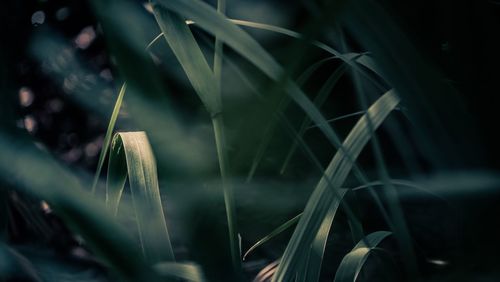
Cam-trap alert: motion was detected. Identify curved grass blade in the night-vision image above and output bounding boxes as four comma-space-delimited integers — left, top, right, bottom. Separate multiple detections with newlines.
109, 132, 174, 264
273, 90, 400, 281
243, 213, 301, 261
300, 189, 349, 282
280, 63, 348, 174
333, 231, 392, 282
154, 262, 206, 281
91, 83, 127, 194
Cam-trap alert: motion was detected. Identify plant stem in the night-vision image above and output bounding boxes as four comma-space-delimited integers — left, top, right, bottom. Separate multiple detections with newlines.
211, 114, 241, 274
213, 0, 241, 275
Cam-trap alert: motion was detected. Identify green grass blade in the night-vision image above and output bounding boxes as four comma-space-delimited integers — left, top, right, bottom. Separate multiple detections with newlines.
273, 90, 400, 281
243, 213, 301, 261
301, 189, 349, 282
333, 231, 392, 282
91, 83, 127, 194
211, 114, 241, 273
152, 6, 219, 114
112, 131, 174, 264
280, 63, 349, 174
295, 189, 351, 282
153, 0, 352, 182
154, 262, 206, 281
152, 5, 241, 274
213, 0, 225, 90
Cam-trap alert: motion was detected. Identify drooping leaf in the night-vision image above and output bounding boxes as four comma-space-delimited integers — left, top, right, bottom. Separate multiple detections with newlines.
107, 131, 174, 264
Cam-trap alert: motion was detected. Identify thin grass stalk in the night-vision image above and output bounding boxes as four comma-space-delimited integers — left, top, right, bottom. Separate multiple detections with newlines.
212, 0, 241, 275
211, 114, 241, 274
91, 83, 127, 194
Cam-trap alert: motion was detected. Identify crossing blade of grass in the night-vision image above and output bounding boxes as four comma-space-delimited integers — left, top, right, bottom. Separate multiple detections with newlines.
151, 5, 241, 274
154, 262, 206, 281
306, 111, 366, 130
154, 18, 382, 82
273, 90, 400, 281
280, 63, 349, 175
333, 231, 392, 282
110, 132, 174, 264
153, 0, 355, 185
243, 213, 301, 261
246, 56, 337, 182
91, 83, 127, 195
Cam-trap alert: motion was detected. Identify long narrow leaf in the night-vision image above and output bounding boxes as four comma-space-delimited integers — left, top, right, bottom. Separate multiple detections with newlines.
91, 84, 126, 194
152, 7, 219, 114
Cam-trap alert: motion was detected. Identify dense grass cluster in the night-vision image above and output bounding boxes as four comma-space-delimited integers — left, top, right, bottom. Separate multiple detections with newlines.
1, 0, 499, 281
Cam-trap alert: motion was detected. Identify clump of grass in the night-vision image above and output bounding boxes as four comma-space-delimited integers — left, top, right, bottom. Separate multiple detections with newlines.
1, 0, 495, 281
